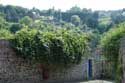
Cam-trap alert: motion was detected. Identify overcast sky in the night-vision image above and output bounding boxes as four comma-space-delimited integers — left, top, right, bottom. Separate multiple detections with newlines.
1, 0, 125, 11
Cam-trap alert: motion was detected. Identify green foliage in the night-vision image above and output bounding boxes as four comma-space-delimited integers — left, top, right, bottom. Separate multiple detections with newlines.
67, 6, 81, 13
71, 15, 81, 26
98, 17, 112, 33
9, 23, 22, 33
111, 13, 125, 24
91, 29, 100, 48
11, 28, 90, 66
0, 16, 7, 29
116, 52, 122, 83
0, 5, 29, 22
100, 23, 125, 82
100, 23, 125, 61
19, 16, 33, 26
32, 20, 56, 31
0, 29, 13, 39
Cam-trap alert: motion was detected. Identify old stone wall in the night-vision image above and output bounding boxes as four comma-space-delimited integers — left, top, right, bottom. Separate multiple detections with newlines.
0, 39, 100, 83
120, 37, 125, 83
0, 39, 43, 83
47, 60, 88, 82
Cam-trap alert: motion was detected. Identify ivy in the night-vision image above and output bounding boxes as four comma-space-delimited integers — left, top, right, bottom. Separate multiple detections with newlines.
11, 28, 90, 66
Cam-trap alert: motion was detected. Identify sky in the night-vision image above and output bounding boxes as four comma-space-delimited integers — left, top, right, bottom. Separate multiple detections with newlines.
0, 0, 125, 11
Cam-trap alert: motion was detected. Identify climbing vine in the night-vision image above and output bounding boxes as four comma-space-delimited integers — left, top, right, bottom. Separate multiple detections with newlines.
11, 28, 90, 66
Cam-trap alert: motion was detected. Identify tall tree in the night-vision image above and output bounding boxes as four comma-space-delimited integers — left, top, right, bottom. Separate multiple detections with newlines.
19, 16, 33, 26
71, 15, 81, 26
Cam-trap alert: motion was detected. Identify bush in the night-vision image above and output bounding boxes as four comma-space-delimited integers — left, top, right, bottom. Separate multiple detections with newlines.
9, 23, 22, 33
100, 23, 125, 82
11, 28, 90, 66
100, 23, 125, 62
0, 29, 13, 39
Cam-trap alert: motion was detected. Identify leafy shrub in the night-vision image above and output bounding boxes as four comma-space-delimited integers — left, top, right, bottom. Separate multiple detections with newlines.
9, 23, 22, 33
100, 23, 125, 82
0, 29, 13, 39
11, 28, 90, 66
100, 23, 125, 62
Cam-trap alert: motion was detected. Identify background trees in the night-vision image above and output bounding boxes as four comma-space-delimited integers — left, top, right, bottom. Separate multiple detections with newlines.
19, 16, 33, 26
71, 15, 81, 26
0, 5, 99, 29
9, 23, 22, 33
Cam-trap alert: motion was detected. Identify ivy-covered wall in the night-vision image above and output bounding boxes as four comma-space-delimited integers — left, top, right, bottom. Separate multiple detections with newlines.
0, 39, 89, 83
0, 39, 106, 83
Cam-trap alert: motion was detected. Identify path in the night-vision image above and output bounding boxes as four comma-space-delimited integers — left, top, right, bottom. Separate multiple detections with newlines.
81, 80, 113, 83
59, 80, 114, 83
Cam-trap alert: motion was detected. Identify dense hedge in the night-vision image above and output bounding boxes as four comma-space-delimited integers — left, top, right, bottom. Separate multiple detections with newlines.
100, 23, 125, 61
100, 23, 125, 82
11, 28, 90, 65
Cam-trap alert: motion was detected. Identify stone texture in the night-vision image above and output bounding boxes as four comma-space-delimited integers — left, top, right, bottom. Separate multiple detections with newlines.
0, 39, 43, 83
0, 39, 102, 83
121, 37, 125, 83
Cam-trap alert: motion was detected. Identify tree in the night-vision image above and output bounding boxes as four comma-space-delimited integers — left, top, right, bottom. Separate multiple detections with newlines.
0, 5, 29, 22
0, 15, 6, 29
0, 14, 10, 29
71, 15, 81, 26
0, 29, 13, 39
9, 23, 22, 33
19, 16, 33, 26
67, 6, 81, 13
86, 11, 99, 28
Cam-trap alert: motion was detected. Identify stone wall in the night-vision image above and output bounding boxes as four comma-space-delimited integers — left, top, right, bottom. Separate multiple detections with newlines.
0, 39, 100, 83
120, 37, 125, 83
47, 60, 88, 82
0, 39, 43, 83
